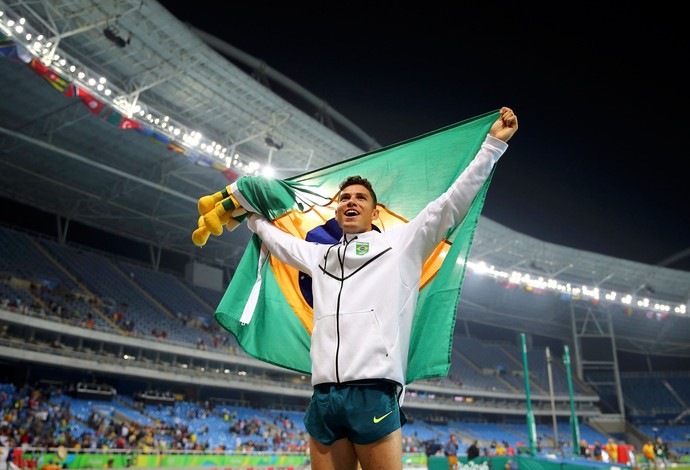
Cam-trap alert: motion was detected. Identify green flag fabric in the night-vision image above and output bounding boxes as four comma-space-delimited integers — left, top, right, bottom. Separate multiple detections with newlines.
214, 109, 500, 384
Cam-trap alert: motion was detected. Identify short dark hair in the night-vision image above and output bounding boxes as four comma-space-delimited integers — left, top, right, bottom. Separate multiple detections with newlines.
338, 175, 377, 206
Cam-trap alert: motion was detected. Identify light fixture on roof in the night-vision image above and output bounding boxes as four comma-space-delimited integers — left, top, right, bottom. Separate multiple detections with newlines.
103, 25, 130, 48
642, 284, 656, 294
265, 135, 283, 150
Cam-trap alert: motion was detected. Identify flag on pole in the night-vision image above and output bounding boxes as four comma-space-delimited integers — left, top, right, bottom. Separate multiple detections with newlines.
27, 57, 69, 93
119, 117, 141, 130
64, 85, 106, 115
214, 109, 500, 383
0, 33, 31, 62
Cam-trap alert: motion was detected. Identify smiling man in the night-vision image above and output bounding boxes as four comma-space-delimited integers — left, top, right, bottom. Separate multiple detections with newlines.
244, 107, 518, 470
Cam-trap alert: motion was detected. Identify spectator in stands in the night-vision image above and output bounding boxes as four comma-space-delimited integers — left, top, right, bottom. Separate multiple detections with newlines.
495, 440, 507, 456
642, 440, 655, 469
242, 108, 518, 470
605, 438, 618, 463
654, 436, 668, 469
579, 439, 591, 459
467, 440, 480, 461
444, 434, 459, 470
593, 440, 603, 461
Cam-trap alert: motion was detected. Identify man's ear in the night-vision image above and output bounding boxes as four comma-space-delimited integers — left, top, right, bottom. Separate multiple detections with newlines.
372, 207, 379, 221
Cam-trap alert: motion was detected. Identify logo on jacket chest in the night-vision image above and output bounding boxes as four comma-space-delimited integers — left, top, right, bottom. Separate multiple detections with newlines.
355, 242, 369, 256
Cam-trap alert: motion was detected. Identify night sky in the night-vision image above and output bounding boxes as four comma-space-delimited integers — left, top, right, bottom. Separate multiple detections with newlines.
158, 2, 688, 272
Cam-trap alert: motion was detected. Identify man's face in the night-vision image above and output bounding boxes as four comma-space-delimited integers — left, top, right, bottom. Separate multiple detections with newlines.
335, 183, 379, 234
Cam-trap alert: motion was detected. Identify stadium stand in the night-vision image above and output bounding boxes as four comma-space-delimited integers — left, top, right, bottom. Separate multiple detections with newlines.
2, 224, 689, 464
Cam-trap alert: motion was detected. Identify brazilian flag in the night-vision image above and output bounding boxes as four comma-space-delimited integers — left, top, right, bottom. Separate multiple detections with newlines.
214, 109, 501, 383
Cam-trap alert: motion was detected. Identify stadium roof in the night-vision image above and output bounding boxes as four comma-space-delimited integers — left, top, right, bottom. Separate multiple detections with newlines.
0, 0, 364, 269
1, 0, 688, 358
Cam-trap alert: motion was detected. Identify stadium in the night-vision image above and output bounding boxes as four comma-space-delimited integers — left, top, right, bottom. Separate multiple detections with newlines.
1, 1, 689, 469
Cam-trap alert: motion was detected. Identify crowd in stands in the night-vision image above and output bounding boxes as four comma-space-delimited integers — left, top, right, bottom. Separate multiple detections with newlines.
0, 278, 235, 354
1, 290, 96, 332
0, 280, 105, 330
0, 380, 579, 459
1, 382, 310, 454
2, 379, 689, 467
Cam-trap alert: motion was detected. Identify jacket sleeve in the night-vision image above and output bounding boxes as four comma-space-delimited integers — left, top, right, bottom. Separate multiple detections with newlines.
401, 133, 508, 258
246, 213, 317, 275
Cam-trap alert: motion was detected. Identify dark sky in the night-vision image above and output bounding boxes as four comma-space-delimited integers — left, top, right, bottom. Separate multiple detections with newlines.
158, 2, 688, 272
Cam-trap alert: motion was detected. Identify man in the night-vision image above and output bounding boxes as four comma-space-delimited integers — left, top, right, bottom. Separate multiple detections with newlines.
642, 440, 655, 469
467, 440, 480, 461
244, 107, 518, 470
445, 434, 460, 470
579, 439, 591, 459
654, 436, 668, 469
605, 438, 618, 463
593, 440, 603, 461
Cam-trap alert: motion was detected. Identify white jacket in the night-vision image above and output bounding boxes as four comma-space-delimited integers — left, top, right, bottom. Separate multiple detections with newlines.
244, 134, 508, 403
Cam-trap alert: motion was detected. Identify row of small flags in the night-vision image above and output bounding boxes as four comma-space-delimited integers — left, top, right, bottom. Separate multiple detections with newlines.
490, 275, 670, 321
1, 32, 239, 182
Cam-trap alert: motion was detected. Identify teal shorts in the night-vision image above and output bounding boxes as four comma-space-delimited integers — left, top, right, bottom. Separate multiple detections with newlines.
303, 380, 407, 445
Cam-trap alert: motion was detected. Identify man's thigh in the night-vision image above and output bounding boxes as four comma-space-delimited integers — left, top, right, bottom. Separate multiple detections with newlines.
354, 428, 402, 470
309, 436, 359, 470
